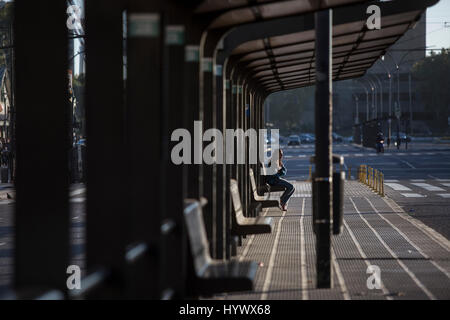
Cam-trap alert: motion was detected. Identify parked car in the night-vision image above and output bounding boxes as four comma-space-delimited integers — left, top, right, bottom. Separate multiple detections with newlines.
76, 138, 86, 146
343, 136, 354, 143
332, 133, 343, 143
299, 133, 314, 144
288, 135, 301, 146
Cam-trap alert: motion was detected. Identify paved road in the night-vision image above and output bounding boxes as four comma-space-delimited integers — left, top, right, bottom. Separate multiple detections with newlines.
0, 186, 86, 295
282, 142, 450, 240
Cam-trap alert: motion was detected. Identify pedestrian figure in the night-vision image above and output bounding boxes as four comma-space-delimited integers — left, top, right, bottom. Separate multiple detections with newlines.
266, 148, 295, 211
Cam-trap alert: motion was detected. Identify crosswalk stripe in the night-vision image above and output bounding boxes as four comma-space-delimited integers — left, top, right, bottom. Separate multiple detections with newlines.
401, 193, 426, 198
441, 183, 450, 188
411, 183, 445, 192
385, 183, 412, 191
437, 194, 450, 198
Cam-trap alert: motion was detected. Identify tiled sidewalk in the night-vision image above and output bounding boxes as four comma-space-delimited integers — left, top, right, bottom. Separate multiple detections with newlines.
213, 181, 450, 300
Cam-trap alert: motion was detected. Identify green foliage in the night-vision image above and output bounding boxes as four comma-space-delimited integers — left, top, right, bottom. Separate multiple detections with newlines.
0, 2, 13, 22
73, 73, 85, 87
412, 49, 450, 134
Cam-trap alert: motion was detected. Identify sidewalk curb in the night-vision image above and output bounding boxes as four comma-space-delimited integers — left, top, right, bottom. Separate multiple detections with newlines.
351, 143, 374, 152
383, 196, 450, 251
0, 189, 14, 200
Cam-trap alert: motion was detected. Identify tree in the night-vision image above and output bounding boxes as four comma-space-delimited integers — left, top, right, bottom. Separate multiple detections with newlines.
0, 2, 13, 22
412, 49, 450, 134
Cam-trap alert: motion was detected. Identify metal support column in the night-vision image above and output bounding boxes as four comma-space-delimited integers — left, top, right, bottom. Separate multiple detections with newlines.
85, 0, 127, 298
243, 84, 250, 215
14, 0, 69, 297
314, 9, 333, 289
161, 2, 188, 297
200, 36, 216, 257
184, 22, 203, 201
125, 1, 163, 298
214, 54, 225, 259
224, 64, 233, 259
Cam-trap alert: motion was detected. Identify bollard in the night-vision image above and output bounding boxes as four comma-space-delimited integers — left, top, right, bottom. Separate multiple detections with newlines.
362, 165, 366, 184
370, 168, 375, 190
370, 168, 373, 189
378, 172, 382, 195
364, 166, 367, 185
375, 170, 378, 192
375, 170, 380, 193
372, 168, 375, 190
374, 169, 377, 191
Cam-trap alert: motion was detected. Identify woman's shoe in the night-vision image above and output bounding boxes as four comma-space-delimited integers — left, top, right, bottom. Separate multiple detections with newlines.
281, 203, 288, 211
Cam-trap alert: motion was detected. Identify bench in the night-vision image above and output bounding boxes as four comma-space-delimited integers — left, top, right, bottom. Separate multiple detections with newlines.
249, 169, 280, 209
184, 199, 258, 295
230, 179, 273, 235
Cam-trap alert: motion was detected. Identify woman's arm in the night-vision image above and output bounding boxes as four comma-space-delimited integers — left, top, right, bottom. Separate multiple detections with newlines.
275, 165, 287, 178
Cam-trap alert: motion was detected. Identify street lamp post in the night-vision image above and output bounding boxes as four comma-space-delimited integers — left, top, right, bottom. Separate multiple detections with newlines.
384, 51, 419, 148
356, 80, 370, 121
370, 74, 383, 119
353, 94, 359, 125
379, 57, 393, 147
365, 78, 377, 119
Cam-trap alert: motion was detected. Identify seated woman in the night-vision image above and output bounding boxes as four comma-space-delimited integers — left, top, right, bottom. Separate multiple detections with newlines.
266, 149, 295, 211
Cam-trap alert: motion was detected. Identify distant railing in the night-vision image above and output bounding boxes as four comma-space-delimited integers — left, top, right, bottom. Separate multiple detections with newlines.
358, 165, 385, 197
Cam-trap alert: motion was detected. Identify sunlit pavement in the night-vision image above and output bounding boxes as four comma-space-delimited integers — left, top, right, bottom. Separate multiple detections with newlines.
212, 181, 450, 300
282, 142, 450, 239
